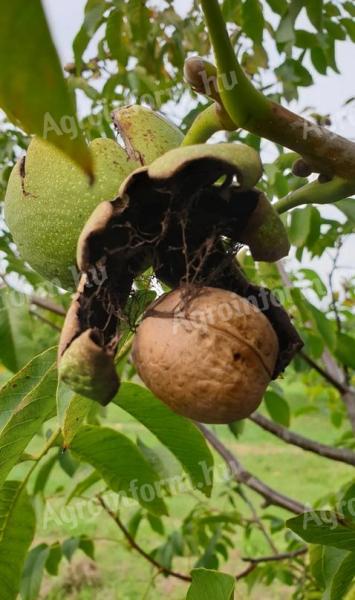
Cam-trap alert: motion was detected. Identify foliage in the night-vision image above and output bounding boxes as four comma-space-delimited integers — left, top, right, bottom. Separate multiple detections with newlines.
0, 0, 354, 599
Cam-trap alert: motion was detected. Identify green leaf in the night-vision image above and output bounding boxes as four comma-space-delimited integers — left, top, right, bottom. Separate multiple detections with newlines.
106, 8, 128, 66
341, 19, 355, 43
114, 383, 214, 497
0, 350, 57, 488
299, 269, 327, 299
33, 453, 57, 495
307, 303, 336, 350
0, 346, 57, 432
71, 425, 168, 515
266, 0, 287, 16
20, 543, 50, 600
339, 483, 355, 521
275, 0, 304, 44
289, 206, 313, 247
344, 2, 355, 18
309, 544, 325, 588
57, 381, 92, 446
242, 0, 264, 44
322, 546, 355, 600
0, 482, 36, 600
45, 542, 62, 576
186, 568, 235, 600
73, 0, 107, 72
66, 469, 102, 504
0, 290, 40, 373
287, 511, 355, 550
336, 199, 355, 225
327, 551, 355, 599
0, 0, 93, 176
228, 420, 245, 439
306, 0, 323, 31
336, 333, 355, 370
276, 59, 313, 88
264, 390, 290, 427
311, 47, 328, 74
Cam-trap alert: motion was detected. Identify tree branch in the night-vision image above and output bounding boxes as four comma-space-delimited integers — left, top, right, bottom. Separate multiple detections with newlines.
97, 494, 260, 583
236, 486, 278, 554
242, 547, 307, 564
29, 309, 62, 332
196, 0, 355, 180
250, 412, 355, 467
196, 424, 307, 514
30, 295, 66, 316
276, 261, 355, 433
299, 350, 346, 395
97, 495, 192, 582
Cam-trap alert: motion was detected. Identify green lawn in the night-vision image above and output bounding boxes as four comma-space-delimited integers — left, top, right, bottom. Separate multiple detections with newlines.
18, 402, 352, 600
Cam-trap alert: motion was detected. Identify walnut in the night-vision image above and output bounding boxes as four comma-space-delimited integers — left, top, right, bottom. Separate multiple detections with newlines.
133, 286, 279, 424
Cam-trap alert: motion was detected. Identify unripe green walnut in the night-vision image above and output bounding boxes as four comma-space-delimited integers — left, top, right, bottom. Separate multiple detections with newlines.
133, 287, 279, 424
4, 106, 183, 289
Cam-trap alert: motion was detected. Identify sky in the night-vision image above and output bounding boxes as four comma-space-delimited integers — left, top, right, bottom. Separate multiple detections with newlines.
41, 0, 355, 291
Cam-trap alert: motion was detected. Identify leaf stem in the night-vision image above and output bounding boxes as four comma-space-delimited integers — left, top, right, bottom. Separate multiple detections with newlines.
182, 104, 225, 145
23, 428, 61, 487
199, 0, 268, 127
275, 178, 355, 214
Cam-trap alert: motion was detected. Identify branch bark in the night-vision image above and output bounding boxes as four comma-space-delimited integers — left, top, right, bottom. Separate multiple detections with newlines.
30, 295, 66, 316
250, 412, 355, 467
196, 423, 307, 515
97, 494, 260, 582
242, 547, 307, 564
97, 495, 192, 582
196, 0, 355, 181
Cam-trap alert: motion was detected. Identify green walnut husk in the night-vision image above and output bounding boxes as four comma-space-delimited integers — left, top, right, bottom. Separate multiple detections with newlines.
58, 141, 298, 406
4, 105, 183, 289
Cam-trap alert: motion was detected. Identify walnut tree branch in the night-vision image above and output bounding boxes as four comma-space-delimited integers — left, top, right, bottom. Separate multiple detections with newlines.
97, 495, 259, 583
277, 261, 355, 432
195, 0, 355, 181
196, 423, 307, 514
250, 412, 355, 467
242, 547, 307, 564
97, 495, 192, 583
30, 295, 66, 316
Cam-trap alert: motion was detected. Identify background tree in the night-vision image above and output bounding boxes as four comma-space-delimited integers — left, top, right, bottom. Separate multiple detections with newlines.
0, 0, 355, 598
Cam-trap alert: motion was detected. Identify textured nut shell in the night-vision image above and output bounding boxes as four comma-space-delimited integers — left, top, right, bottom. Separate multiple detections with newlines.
132, 287, 279, 424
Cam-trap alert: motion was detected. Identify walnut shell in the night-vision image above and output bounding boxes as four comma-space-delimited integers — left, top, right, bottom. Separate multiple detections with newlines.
132, 287, 279, 424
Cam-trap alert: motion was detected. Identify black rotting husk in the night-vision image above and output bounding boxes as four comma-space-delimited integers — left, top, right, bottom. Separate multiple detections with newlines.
58, 143, 303, 404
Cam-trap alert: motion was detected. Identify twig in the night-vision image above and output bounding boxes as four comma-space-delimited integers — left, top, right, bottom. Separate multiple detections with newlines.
236, 486, 278, 554
29, 309, 62, 332
242, 547, 307, 564
235, 563, 256, 579
97, 495, 192, 582
196, 424, 306, 514
250, 412, 355, 467
97, 494, 279, 583
276, 261, 355, 433
30, 295, 66, 316
299, 350, 346, 394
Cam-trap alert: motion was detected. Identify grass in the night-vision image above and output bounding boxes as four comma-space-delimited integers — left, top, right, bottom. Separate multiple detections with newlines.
22, 399, 353, 600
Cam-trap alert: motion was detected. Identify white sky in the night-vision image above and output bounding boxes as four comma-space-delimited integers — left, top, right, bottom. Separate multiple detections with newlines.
42, 0, 354, 291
